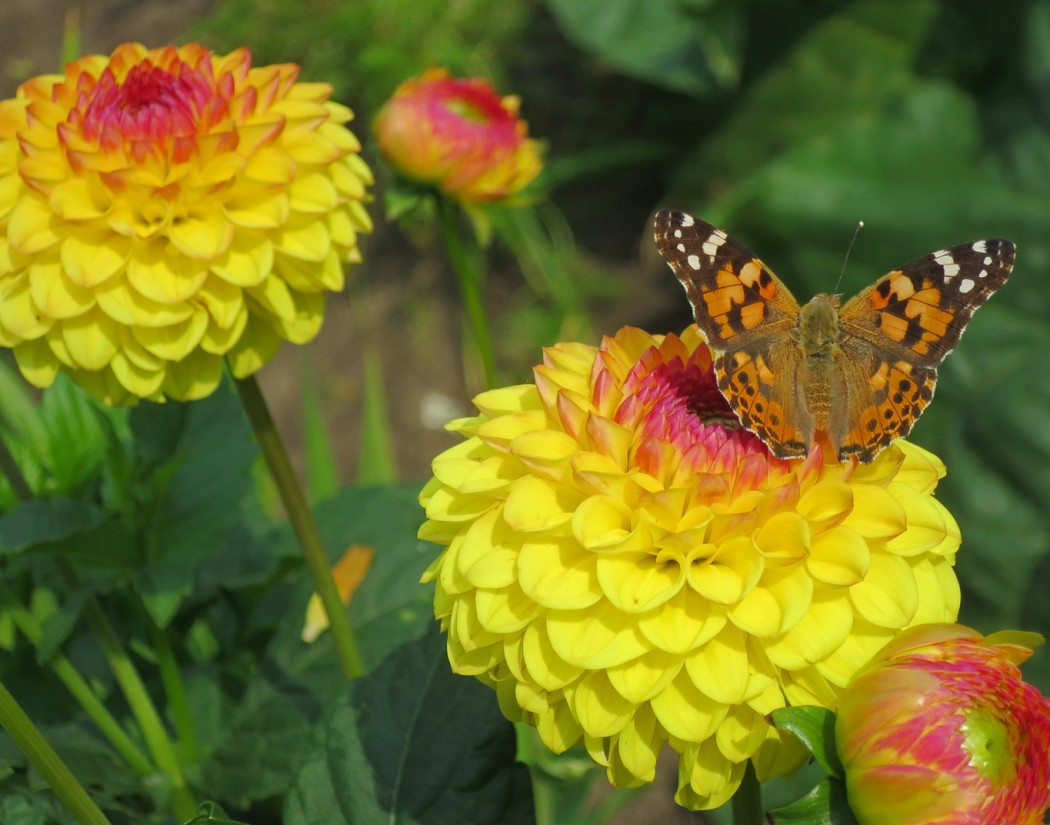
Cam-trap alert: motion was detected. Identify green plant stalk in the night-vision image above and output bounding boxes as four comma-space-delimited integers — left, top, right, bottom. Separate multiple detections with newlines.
732, 761, 763, 825
149, 619, 199, 765
528, 767, 557, 825
357, 347, 397, 485
0, 677, 113, 825
53, 562, 197, 822
434, 197, 498, 389
0, 431, 33, 501
234, 373, 364, 680
0, 584, 153, 777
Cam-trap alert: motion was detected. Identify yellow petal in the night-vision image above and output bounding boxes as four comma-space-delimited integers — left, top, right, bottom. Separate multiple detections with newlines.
160, 348, 224, 401
210, 235, 274, 288
8, 194, 61, 254
61, 307, 119, 370
60, 232, 130, 287
127, 242, 209, 304
132, 310, 209, 361
29, 257, 95, 319
168, 209, 234, 260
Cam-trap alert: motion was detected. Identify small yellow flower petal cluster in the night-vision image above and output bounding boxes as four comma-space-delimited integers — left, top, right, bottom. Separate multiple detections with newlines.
0, 43, 372, 404
419, 325, 961, 809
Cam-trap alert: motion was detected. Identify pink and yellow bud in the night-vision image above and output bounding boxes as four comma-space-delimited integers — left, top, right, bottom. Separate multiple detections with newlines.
374, 68, 541, 204
836, 623, 1050, 825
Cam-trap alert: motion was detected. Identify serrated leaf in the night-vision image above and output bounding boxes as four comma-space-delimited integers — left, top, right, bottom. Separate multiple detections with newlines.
284, 628, 534, 825
768, 777, 857, 825
770, 706, 842, 778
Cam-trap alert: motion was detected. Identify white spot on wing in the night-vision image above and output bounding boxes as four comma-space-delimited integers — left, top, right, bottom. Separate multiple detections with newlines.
983, 256, 992, 266
959, 278, 975, 294
973, 241, 987, 253
687, 254, 702, 270
978, 269, 988, 278
680, 214, 695, 227
676, 243, 686, 252
674, 230, 682, 239
701, 231, 727, 259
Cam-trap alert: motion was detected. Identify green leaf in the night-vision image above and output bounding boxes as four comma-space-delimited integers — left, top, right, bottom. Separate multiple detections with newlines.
37, 374, 108, 495
768, 777, 858, 825
284, 628, 534, 825
130, 384, 256, 626
183, 802, 251, 824
545, 0, 745, 96
770, 706, 842, 778
0, 499, 105, 557
674, 0, 942, 201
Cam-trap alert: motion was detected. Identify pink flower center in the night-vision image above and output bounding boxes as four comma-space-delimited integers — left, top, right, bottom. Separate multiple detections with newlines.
71, 56, 230, 163
619, 345, 774, 475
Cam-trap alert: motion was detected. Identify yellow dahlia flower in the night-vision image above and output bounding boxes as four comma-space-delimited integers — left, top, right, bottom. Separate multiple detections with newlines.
419, 325, 961, 810
0, 43, 372, 404
374, 68, 541, 204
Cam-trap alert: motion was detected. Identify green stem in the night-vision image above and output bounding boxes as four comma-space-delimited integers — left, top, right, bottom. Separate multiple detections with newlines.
732, 761, 763, 825
0, 431, 33, 502
53, 562, 197, 822
434, 197, 498, 389
234, 373, 364, 680
0, 584, 153, 777
149, 619, 199, 765
0, 677, 112, 825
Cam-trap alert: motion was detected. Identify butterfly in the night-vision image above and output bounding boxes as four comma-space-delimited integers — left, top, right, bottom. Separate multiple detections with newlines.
653, 209, 1016, 463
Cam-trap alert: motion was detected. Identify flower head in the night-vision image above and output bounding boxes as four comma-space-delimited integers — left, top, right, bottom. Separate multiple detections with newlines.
836, 623, 1050, 825
0, 43, 372, 404
374, 68, 541, 204
419, 325, 962, 809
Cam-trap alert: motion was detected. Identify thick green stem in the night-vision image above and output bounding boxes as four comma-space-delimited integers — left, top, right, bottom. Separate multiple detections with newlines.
234, 373, 363, 680
0, 678, 113, 825
149, 620, 199, 765
434, 198, 498, 389
0, 584, 153, 777
732, 761, 764, 825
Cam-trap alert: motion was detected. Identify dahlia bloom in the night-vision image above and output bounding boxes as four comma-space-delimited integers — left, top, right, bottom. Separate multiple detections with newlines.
836, 623, 1050, 825
0, 43, 372, 404
374, 68, 541, 204
419, 325, 961, 809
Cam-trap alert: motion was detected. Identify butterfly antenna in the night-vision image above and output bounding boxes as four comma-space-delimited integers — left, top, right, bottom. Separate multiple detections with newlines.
834, 221, 865, 295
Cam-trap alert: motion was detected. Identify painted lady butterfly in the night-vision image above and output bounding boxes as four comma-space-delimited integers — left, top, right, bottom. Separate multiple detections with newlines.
654, 210, 1015, 463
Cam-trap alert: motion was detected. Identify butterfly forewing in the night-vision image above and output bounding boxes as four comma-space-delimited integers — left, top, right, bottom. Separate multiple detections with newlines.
839, 238, 1016, 367
653, 210, 800, 349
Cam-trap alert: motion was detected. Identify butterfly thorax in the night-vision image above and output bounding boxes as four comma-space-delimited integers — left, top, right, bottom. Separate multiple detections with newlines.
797, 295, 842, 360
796, 294, 843, 431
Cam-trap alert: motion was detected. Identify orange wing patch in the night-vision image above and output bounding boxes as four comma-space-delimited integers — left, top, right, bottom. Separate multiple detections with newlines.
715, 350, 809, 460
839, 361, 937, 463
